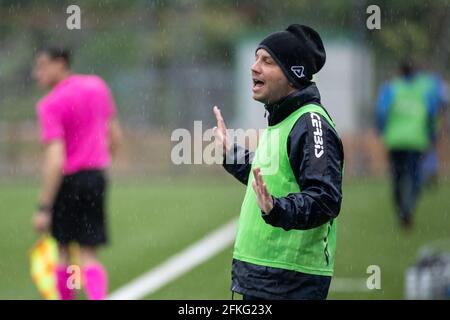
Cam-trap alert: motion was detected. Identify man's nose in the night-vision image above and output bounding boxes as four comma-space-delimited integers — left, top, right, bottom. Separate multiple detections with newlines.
251, 61, 261, 74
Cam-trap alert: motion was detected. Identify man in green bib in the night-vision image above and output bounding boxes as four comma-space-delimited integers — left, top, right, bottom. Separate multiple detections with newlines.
376, 60, 446, 228
213, 24, 344, 300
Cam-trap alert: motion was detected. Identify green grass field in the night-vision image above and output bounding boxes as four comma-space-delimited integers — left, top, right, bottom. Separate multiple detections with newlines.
1, 175, 449, 299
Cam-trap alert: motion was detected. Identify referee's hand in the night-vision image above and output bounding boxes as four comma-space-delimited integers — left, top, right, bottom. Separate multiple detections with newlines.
252, 167, 274, 214
32, 211, 50, 233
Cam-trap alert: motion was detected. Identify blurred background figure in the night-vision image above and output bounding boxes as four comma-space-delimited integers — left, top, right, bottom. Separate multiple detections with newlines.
32, 47, 123, 299
375, 59, 448, 228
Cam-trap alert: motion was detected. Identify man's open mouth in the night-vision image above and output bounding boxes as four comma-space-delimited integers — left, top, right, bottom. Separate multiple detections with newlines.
253, 78, 265, 89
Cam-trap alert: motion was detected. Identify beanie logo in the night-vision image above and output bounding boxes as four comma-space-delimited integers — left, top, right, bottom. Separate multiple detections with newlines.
291, 66, 305, 78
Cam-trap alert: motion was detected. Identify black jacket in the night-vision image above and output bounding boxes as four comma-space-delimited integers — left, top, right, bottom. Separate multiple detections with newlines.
223, 83, 344, 299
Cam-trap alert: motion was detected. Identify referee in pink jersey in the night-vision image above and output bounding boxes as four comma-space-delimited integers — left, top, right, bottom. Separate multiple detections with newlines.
32, 47, 123, 300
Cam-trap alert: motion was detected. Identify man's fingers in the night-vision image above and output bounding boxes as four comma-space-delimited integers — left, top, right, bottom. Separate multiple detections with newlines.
253, 172, 273, 213
255, 168, 265, 189
258, 171, 265, 188
253, 179, 264, 199
253, 168, 267, 198
213, 105, 220, 119
258, 177, 265, 196
213, 107, 220, 123
253, 168, 265, 193
252, 180, 259, 196
213, 106, 226, 131
257, 170, 269, 199
262, 183, 271, 200
252, 168, 260, 189
253, 167, 260, 180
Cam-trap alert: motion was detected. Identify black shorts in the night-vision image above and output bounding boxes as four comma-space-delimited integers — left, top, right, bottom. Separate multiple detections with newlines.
51, 170, 108, 247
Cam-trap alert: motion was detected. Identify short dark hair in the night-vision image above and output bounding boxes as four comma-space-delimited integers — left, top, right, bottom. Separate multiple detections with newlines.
36, 46, 71, 67
399, 58, 416, 77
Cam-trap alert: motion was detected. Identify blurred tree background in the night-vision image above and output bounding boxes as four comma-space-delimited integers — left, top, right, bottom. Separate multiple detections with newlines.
0, 0, 448, 176
1, 0, 448, 121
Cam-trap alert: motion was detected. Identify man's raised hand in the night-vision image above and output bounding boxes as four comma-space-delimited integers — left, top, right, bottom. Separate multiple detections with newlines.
213, 106, 231, 154
252, 167, 274, 214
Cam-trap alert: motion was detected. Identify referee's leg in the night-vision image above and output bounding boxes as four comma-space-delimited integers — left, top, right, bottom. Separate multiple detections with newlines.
56, 244, 75, 300
80, 246, 108, 300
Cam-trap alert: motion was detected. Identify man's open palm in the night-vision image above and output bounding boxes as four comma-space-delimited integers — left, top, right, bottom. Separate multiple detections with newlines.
252, 167, 274, 214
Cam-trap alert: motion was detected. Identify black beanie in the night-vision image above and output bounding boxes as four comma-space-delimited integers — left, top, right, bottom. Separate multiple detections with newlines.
256, 24, 326, 88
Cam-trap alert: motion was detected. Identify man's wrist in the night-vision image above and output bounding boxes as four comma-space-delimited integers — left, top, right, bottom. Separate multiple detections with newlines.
223, 143, 236, 165
261, 197, 281, 225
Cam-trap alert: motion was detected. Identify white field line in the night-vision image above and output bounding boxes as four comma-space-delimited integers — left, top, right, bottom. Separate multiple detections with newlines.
108, 218, 369, 299
330, 278, 369, 292
108, 218, 238, 300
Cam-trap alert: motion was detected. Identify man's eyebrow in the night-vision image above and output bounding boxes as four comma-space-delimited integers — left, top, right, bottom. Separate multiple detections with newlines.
255, 52, 272, 60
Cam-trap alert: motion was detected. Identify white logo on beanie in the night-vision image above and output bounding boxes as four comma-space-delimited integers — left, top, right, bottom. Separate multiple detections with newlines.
291, 66, 305, 78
